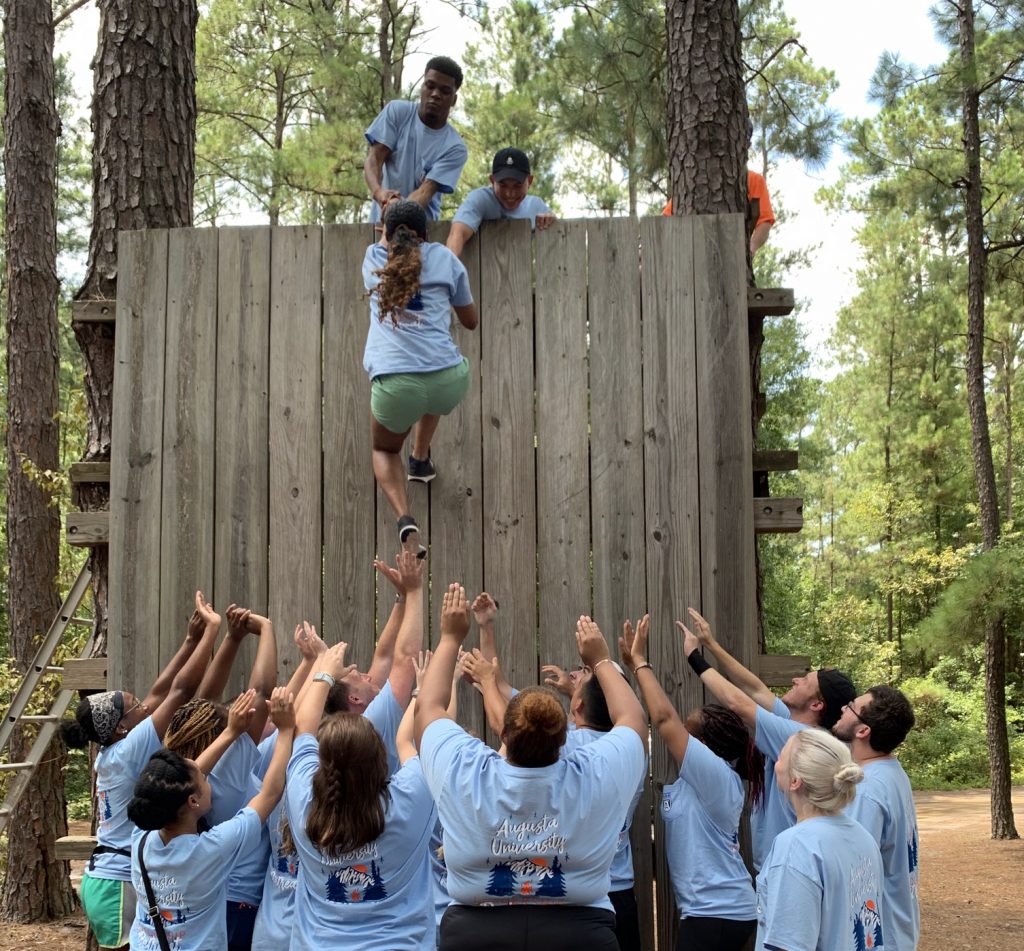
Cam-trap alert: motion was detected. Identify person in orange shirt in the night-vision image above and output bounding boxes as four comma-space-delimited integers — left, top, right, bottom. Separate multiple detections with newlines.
661, 169, 774, 258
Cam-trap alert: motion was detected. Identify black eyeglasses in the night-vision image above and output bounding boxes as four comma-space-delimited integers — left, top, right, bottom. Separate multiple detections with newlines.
844, 701, 870, 725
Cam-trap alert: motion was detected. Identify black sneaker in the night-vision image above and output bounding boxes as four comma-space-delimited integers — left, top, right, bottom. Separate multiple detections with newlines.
397, 515, 428, 559
407, 454, 436, 483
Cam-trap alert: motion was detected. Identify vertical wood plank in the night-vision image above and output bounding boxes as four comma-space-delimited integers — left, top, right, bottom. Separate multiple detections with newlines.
160, 229, 218, 672
693, 214, 756, 667
588, 218, 647, 640
429, 222, 485, 739
109, 229, 168, 695
640, 214, 703, 951
214, 227, 270, 696
535, 220, 590, 670
323, 224, 377, 660
268, 226, 322, 682
480, 218, 536, 694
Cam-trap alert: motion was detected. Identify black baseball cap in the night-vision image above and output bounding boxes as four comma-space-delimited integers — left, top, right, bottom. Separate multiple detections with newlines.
817, 668, 856, 729
492, 148, 531, 182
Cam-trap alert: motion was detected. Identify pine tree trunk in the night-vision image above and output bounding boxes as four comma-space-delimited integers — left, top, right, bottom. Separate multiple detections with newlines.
73, 0, 198, 661
1, 0, 76, 920
665, 0, 747, 216
957, 0, 1018, 840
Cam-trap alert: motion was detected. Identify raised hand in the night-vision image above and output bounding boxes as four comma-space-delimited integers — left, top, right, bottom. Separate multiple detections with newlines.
541, 664, 574, 697
675, 619, 701, 658
294, 620, 326, 661
575, 616, 611, 669
195, 590, 221, 630
471, 592, 498, 626
462, 648, 500, 686
620, 615, 650, 673
374, 557, 406, 596
226, 687, 258, 737
316, 642, 354, 682
686, 608, 716, 647
440, 583, 471, 642
413, 650, 433, 692
268, 687, 296, 732
396, 550, 425, 592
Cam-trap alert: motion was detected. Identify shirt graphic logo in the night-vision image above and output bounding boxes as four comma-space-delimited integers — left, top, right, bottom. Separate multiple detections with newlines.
853, 898, 884, 950
325, 860, 388, 903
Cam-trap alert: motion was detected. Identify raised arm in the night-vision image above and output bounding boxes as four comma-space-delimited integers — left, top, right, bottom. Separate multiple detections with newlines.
242, 609, 278, 740
366, 557, 408, 689
446, 222, 475, 258
195, 688, 257, 777
247, 688, 296, 823
364, 142, 399, 211
142, 607, 209, 711
687, 608, 776, 711
462, 649, 509, 737
472, 593, 514, 702
196, 604, 253, 701
149, 591, 223, 739
287, 620, 326, 704
296, 643, 352, 737
388, 552, 426, 709
453, 302, 478, 330
576, 616, 645, 742
677, 618, 758, 729
620, 616, 689, 765
415, 583, 471, 747
406, 178, 441, 213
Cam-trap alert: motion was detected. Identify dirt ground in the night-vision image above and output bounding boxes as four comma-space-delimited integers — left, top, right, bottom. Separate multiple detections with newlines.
2, 787, 1021, 950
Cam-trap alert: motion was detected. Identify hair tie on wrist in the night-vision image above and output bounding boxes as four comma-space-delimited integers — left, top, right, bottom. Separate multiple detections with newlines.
687, 649, 712, 676
633, 662, 653, 675
592, 657, 613, 673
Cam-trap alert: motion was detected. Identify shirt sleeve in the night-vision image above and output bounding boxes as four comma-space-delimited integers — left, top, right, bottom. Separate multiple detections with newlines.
846, 788, 886, 841
365, 100, 401, 150
209, 735, 260, 826
424, 139, 468, 195
284, 733, 319, 830
419, 719, 487, 799
255, 730, 278, 780
204, 807, 265, 868
755, 706, 806, 760
679, 735, 743, 830
118, 715, 162, 770
452, 189, 490, 232
449, 255, 473, 307
568, 727, 646, 810
760, 863, 822, 951
748, 171, 775, 227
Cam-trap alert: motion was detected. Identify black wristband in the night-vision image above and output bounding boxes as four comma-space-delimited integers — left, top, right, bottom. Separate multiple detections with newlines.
687, 648, 711, 676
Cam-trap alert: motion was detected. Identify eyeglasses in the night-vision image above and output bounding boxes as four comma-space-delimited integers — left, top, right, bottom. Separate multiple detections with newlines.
122, 698, 146, 720
844, 701, 870, 725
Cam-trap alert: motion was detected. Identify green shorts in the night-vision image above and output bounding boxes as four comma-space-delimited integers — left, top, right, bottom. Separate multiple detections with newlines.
371, 358, 470, 434
81, 873, 135, 948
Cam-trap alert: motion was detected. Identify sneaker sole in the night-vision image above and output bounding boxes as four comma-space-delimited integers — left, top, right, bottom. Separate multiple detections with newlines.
407, 471, 436, 483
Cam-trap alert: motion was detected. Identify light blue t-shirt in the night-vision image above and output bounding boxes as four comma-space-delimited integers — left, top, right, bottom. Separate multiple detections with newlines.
364, 680, 405, 777
251, 797, 300, 950
756, 814, 886, 951
365, 100, 467, 222
285, 734, 436, 951
129, 807, 263, 951
452, 187, 552, 232
752, 701, 809, 871
420, 718, 645, 909
846, 758, 920, 951
208, 733, 260, 827
661, 736, 756, 920
90, 716, 162, 881
428, 819, 449, 928
563, 725, 645, 892
226, 731, 279, 906
362, 242, 472, 380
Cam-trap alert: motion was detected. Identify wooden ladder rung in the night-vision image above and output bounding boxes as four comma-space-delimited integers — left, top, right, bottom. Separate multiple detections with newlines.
18, 715, 60, 724
0, 762, 33, 772
65, 511, 109, 547
747, 287, 795, 317
71, 300, 115, 324
753, 497, 804, 534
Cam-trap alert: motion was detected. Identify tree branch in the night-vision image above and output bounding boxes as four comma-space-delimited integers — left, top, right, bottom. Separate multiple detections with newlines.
54, 0, 92, 28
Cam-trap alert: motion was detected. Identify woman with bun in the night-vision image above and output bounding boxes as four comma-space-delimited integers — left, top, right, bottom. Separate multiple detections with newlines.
415, 585, 646, 950
363, 199, 478, 555
63, 592, 222, 950
755, 729, 886, 951
621, 614, 765, 951
126, 687, 295, 951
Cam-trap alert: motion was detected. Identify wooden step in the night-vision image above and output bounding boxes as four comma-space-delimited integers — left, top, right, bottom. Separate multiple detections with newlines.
71, 300, 115, 324
753, 497, 803, 533
62, 658, 108, 692
69, 462, 111, 484
753, 450, 798, 472
55, 835, 98, 861
66, 511, 109, 547
747, 287, 794, 317
758, 654, 811, 686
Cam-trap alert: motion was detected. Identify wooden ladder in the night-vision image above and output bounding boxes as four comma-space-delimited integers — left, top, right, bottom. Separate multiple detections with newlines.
0, 564, 96, 837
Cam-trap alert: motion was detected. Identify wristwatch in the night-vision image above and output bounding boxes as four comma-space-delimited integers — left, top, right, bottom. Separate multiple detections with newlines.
312, 671, 336, 688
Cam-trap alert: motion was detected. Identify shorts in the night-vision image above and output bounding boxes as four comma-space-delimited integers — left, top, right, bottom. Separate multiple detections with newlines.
226, 900, 259, 951
80, 873, 135, 948
371, 358, 470, 434
440, 904, 618, 951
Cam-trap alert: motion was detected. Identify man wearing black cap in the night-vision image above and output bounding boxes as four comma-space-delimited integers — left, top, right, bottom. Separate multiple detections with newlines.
446, 147, 556, 257
833, 686, 920, 951
676, 608, 856, 872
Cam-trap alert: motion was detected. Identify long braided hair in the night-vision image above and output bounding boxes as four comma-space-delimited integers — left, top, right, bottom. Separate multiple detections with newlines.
695, 703, 766, 809
373, 200, 427, 326
306, 713, 390, 857
164, 698, 228, 761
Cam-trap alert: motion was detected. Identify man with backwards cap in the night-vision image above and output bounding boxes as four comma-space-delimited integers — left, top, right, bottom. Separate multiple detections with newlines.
675, 608, 857, 872
446, 147, 556, 257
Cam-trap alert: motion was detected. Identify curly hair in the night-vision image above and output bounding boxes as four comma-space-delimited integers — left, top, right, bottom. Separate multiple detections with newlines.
861, 685, 915, 754
164, 698, 227, 762
503, 686, 567, 767
372, 200, 427, 327
306, 713, 390, 857
425, 55, 463, 88
696, 704, 767, 809
127, 749, 198, 831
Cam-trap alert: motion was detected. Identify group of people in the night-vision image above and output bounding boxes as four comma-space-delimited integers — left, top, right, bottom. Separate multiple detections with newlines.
64, 57, 920, 951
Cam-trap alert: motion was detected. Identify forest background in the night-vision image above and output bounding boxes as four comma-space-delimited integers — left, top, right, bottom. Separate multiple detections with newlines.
1, 0, 1022, 841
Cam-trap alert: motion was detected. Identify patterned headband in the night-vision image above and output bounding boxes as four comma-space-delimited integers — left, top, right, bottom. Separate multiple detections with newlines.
88, 690, 125, 745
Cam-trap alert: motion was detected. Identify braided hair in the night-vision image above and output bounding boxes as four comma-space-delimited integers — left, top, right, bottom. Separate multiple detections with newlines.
696, 703, 766, 809
127, 749, 198, 831
373, 200, 428, 326
164, 698, 227, 761
306, 713, 390, 857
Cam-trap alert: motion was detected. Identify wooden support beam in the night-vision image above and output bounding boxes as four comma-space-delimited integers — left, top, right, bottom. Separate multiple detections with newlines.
71, 299, 116, 323
747, 287, 794, 317
753, 496, 803, 533
753, 449, 799, 472
62, 658, 108, 692
754, 391, 767, 420
69, 461, 111, 484
66, 511, 109, 546
758, 653, 812, 686
55, 835, 98, 861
